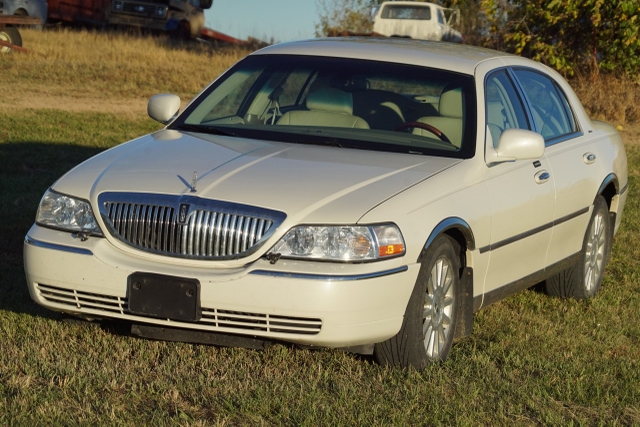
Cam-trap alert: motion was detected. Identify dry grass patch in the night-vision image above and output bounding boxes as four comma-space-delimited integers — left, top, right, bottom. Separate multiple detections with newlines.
0, 28, 251, 115
570, 72, 640, 126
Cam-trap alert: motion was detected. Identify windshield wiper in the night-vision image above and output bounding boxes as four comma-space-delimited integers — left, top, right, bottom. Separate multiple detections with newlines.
174, 124, 237, 137
289, 138, 343, 148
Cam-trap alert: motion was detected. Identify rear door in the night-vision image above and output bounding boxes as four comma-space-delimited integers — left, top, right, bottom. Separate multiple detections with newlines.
512, 68, 602, 267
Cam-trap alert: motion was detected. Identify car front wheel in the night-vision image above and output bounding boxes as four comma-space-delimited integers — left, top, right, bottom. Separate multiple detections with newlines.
374, 235, 460, 368
546, 195, 611, 299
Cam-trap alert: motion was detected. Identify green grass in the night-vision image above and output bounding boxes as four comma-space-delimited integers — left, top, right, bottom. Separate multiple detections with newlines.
1, 110, 639, 425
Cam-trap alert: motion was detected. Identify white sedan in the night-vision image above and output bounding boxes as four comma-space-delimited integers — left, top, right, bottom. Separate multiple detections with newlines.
24, 38, 628, 368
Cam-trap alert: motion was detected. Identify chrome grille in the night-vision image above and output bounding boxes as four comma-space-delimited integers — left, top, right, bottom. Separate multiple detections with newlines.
99, 193, 286, 260
122, 3, 157, 15
36, 284, 321, 335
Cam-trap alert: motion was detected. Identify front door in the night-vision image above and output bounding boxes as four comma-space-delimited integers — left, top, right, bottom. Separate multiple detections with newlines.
481, 69, 556, 301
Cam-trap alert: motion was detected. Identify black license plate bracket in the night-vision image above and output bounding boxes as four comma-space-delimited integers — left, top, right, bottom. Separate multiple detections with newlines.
128, 273, 201, 322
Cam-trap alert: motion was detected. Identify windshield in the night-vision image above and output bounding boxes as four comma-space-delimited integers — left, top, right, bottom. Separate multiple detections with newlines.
172, 54, 476, 158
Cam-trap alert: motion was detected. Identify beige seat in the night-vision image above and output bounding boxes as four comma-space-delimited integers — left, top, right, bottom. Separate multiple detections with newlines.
487, 101, 506, 147
277, 80, 369, 129
414, 87, 463, 147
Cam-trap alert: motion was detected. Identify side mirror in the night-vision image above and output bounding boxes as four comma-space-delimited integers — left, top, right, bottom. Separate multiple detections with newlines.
148, 94, 181, 125
486, 128, 544, 165
200, 0, 213, 9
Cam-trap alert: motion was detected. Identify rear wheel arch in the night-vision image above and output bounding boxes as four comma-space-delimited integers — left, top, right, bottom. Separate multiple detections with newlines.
597, 173, 619, 225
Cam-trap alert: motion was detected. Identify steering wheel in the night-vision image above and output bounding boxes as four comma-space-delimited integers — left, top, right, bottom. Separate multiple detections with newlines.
394, 121, 451, 144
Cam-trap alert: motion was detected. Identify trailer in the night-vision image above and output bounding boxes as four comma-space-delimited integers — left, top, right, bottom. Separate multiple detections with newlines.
0, 14, 41, 52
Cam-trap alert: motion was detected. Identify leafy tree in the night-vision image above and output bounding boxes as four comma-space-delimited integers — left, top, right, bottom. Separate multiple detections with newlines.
482, 0, 640, 77
315, 0, 373, 36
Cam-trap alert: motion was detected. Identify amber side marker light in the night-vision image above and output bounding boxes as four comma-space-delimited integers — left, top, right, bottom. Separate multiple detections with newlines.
379, 244, 404, 257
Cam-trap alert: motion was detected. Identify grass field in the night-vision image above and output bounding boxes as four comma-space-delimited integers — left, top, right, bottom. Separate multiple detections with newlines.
1, 29, 640, 425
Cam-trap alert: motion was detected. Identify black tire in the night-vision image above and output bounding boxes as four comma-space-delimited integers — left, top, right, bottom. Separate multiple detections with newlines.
172, 21, 191, 41
545, 196, 611, 299
0, 26, 22, 53
374, 235, 461, 368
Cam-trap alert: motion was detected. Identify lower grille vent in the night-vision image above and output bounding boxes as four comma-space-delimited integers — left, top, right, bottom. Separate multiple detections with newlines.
37, 284, 321, 336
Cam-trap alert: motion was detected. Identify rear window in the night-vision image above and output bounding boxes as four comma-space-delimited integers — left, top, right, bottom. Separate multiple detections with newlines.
381, 5, 432, 20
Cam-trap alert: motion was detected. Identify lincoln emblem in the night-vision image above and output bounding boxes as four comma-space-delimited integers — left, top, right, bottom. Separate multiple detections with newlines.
179, 204, 189, 224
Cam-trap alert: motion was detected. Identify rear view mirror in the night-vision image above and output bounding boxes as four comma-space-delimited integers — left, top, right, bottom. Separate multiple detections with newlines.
148, 94, 181, 125
486, 128, 544, 165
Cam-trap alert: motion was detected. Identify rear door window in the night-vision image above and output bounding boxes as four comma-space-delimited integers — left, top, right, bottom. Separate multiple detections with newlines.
513, 69, 577, 141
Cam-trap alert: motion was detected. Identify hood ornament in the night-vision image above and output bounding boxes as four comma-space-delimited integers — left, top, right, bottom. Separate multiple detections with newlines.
190, 171, 198, 193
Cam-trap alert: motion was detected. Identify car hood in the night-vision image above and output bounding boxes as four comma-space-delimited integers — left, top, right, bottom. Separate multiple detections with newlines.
54, 130, 461, 225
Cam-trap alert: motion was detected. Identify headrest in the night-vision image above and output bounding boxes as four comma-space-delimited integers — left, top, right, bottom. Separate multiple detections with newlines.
306, 79, 354, 115
439, 87, 463, 118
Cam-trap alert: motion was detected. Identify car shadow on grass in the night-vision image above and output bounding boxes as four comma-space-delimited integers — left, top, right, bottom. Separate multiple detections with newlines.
0, 142, 106, 317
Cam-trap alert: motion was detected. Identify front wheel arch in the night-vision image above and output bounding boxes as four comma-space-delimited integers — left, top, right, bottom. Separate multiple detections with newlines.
418, 218, 475, 339
418, 217, 475, 265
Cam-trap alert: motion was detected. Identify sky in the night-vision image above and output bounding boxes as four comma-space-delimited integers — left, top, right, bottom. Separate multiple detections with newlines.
204, 0, 319, 43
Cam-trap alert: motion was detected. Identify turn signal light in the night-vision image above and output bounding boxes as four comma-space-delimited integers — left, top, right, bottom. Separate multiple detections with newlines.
379, 244, 404, 257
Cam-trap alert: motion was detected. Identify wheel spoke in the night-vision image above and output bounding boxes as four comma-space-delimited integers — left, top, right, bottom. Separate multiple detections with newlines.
584, 264, 594, 290
425, 327, 436, 356
442, 295, 453, 309
595, 215, 603, 238
438, 260, 449, 291
441, 313, 452, 326
442, 275, 452, 296
423, 294, 433, 319
436, 323, 445, 355
428, 270, 436, 295
423, 318, 433, 337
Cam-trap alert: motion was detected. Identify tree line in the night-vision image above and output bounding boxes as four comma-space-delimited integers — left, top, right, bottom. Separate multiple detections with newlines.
316, 0, 640, 78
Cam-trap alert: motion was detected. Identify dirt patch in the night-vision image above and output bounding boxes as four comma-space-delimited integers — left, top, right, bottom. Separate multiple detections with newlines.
0, 90, 148, 117
0, 90, 191, 118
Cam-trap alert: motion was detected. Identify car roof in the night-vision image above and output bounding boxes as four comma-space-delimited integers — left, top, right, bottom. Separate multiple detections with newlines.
252, 38, 518, 75
378, 1, 440, 7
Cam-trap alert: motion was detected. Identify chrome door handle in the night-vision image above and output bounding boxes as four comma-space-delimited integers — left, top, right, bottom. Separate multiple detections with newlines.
583, 152, 596, 165
535, 170, 550, 184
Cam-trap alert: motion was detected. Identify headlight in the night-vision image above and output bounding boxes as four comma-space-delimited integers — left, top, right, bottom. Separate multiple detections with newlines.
272, 224, 404, 262
36, 189, 103, 236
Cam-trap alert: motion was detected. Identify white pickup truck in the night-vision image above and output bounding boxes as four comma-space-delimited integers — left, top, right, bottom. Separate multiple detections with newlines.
372, 1, 463, 42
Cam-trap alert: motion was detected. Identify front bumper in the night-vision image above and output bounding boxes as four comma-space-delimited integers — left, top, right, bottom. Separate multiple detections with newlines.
24, 225, 418, 348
